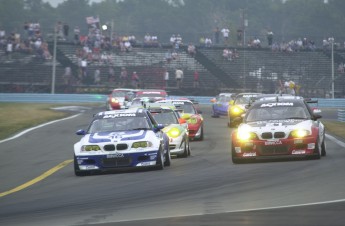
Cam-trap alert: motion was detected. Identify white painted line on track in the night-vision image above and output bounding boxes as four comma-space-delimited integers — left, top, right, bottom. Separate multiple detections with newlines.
326, 133, 345, 148
0, 113, 81, 145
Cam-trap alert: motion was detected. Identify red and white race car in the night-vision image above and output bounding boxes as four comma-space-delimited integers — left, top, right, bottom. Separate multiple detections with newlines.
106, 88, 137, 110
231, 96, 326, 163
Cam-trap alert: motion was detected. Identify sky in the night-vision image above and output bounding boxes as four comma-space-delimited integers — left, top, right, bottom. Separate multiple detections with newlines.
43, 0, 104, 7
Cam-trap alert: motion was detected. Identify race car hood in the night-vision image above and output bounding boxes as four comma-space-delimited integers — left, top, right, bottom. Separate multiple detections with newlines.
81, 130, 150, 144
241, 119, 314, 134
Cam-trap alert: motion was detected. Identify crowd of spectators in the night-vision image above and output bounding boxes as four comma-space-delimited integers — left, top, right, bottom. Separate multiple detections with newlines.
0, 22, 52, 61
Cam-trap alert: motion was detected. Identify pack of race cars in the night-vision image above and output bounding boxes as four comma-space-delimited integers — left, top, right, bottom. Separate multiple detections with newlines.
73, 90, 326, 176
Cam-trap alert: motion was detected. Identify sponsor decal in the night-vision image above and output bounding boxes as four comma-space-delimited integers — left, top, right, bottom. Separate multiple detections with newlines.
243, 152, 256, 157
265, 140, 282, 145
103, 113, 136, 118
107, 153, 124, 158
294, 139, 303, 144
292, 150, 306, 155
260, 102, 293, 108
172, 101, 185, 105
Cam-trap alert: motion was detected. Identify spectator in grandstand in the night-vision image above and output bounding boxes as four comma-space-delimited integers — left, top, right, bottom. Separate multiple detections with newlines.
131, 71, 140, 88
205, 37, 212, 48
267, 30, 273, 46
164, 68, 169, 88
165, 50, 172, 63
193, 70, 199, 88
63, 66, 72, 85
6, 39, 13, 60
338, 63, 345, 74
175, 68, 183, 88
221, 27, 230, 45
108, 66, 116, 83
63, 23, 69, 40
199, 36, 205, 47
74, 26, 80, 44
171, 50, 179, 60
187, 43, 196, 57
174, 34, 182, 50
237, 29, 243, 46
94, 68, 101, 85
170, 34, 176, 46
214, 27, 220, 45
120, 67, 128, 87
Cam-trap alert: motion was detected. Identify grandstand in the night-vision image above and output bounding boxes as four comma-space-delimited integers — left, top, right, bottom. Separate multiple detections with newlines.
0, 42, 344, 97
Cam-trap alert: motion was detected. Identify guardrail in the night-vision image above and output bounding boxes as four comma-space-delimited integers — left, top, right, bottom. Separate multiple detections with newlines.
338, 109, 345, 122
0, 93, 214, 105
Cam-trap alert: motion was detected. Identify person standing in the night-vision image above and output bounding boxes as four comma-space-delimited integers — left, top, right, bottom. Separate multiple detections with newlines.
175, 68, 183, 88
193, 70, 199, 88
131, 71, 140, 88
164, 68, 169, 88
120, 67, 128, 87
94, 68, 101, 85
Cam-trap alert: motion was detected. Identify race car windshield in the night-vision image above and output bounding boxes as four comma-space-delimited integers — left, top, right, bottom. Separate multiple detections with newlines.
88, 117, 150, 133
180, 103, 196, 114
245, 106, 310, 122
137, 93, 167, 98
111, 91, 126, 97
219, 95, 232, 102
234, 96, 256, 105
151, 112, 179, 125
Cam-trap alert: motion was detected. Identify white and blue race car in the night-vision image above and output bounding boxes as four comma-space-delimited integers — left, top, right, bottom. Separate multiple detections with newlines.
73, 108, 170, 176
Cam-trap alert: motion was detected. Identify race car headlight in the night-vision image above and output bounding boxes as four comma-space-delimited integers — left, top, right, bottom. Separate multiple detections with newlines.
82, 145, 101, 152
231, 106, 244, 115
111, 98, 119, 103
187, 118, 198, 124
237, 131, 257, 141
132, 141, 152, 148
290, 129, 310, 138
167, 128, 181, 138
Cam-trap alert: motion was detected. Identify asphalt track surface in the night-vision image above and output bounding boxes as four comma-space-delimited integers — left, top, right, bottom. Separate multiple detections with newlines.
0, 105, 345, 226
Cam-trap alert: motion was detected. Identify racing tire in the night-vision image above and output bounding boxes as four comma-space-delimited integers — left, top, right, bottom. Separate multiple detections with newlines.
312, 139, 322, 160
179, 139, 188, 158
198, 126, 204, 141
321, 139, 326, 157
164, 148, 171, 166
74, 155, 89, 176
187, 141, 191, 156
156, 150, 165, 170
231, 144, 244, 164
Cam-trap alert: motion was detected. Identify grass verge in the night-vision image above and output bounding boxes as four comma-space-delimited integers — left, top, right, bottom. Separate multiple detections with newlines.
0, 103, 99, 140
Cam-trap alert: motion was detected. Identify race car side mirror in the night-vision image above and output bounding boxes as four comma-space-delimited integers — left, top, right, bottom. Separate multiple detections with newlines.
229, 100, 234, 105
76, 129, 86, 135
313, 114, 322, 120
179, 118, 186, 124
153, 124, 165, 132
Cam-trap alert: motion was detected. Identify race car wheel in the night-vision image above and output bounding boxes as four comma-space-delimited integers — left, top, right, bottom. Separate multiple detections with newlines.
313, 139, 321, 160
198, 126, 204, 141
74, 155, 89, 176
321, 139, 326, 156
231, 144, 244, 164
187, 141, 191, 156
106, 103, 112, 111
156, 149, 165, 170
164, 148, 171, 166
179, 139, 188, 158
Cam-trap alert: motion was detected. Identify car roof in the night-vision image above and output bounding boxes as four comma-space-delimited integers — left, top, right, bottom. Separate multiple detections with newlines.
93, 108, 149, 119
250, 96, 307, 108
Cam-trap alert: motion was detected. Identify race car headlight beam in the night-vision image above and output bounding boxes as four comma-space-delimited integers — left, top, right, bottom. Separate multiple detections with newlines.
111, 98, 119, 103
187, 118, 198, 124
290, 129, 310, 138
132, 141, 153, 148
82, 145, 101, 152
237, 131, 257, 141
167, 128, 181, 138
230, 106, 244, 116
